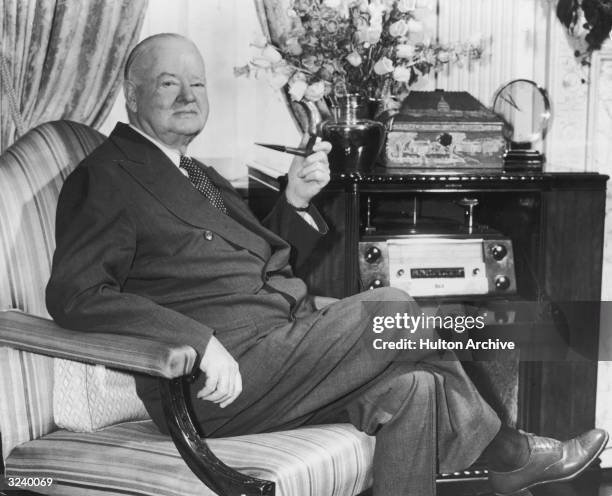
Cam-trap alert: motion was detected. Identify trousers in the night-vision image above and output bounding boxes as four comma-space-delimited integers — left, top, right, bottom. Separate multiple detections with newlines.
143, 288, 501, 496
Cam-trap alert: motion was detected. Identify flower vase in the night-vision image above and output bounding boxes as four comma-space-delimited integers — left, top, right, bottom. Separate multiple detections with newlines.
321, 95, 386, 174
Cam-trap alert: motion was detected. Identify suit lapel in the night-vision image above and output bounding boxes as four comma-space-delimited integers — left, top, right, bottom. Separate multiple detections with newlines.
203, 164, 288, 249
109, 123, 276, 262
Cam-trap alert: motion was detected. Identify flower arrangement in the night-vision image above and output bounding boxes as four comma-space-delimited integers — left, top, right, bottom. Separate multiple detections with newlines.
237, 0, 484, 108
556, 0, 612, 64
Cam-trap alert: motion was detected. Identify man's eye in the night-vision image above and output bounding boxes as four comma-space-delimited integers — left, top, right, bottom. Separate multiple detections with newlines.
192, 82, 206, 88
161, 81, 177, 87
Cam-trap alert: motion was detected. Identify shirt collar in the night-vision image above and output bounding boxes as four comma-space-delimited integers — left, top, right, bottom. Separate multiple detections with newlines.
128, 124, 184, 168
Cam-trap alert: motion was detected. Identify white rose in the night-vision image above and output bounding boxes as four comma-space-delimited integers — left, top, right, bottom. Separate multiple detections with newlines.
392, 66, 412, 82
292, 71, 307, 82
268, 71, 289, 90
346, 51, 363, 67
323, 0, 342, 8
285, 37, 303, 56
325, 20, 339, 33
355, 27, 367, 44
373, 57, 394, 75
252, 57, 272, 69
368, 3, 386, 29
406, 18, 423, 34
288, 78, 308, 101
396, 43, 416, 58
389, 20, 409, 37
304, 81, 326, 101
302, 55, 321, 73
397, 0, 416, 12
262, 45, 283, 64
358, 27, 382, 45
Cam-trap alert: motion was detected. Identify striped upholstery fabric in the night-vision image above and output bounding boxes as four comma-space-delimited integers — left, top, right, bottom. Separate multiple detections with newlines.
0, 120, 105, 316
0, 122, 150, 451
0, 121, 104, 463
0, 348, 55, 469
6, 421, 375, 496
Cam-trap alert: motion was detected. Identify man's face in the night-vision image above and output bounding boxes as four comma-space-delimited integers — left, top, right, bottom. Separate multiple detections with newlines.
126, 38, 209, 150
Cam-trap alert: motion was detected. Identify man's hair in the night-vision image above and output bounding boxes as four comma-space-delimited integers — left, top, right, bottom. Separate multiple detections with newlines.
124, 33, 189, 81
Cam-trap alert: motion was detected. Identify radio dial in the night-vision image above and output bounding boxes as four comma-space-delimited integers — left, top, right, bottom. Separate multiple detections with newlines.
368, 279, 384, 290
491, 244, 508, 261
365, 246, 382, 264
495, 275, 511, 290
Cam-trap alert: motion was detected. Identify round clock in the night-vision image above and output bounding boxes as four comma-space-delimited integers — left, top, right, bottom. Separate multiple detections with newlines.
492, 79, 552, 168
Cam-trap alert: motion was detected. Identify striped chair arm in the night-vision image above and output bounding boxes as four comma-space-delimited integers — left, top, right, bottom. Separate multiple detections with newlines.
0, 310, 277, 495
0, 310, 197, 379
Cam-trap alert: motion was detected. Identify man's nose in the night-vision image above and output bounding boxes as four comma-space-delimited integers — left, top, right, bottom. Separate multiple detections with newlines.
177, 82, 196, 103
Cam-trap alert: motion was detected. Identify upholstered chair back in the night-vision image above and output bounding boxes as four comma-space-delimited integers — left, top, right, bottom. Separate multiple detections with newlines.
0, 121, 105, 465
0, 121, 105, 316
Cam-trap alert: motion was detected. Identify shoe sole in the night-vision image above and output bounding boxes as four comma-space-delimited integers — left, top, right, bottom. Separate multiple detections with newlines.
494, 430, 610, 496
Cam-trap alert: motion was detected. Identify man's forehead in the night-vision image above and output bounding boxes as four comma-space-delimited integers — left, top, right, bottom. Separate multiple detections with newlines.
154, 69, 207, 81
132, 38, 206, 78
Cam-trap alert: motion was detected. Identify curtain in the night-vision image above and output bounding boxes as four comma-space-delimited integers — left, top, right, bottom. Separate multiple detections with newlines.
254, 0, 327, 133
0, 0, 148, 153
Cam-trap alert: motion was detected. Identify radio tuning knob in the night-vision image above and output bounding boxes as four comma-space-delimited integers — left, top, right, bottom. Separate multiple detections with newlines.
495, 275, 511, 290
365, 246, 382, 264
368, 279, 384, 290
491, 244, 508, 261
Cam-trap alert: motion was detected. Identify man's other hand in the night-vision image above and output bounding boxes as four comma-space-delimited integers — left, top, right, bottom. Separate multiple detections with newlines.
285, 136, 332, 208
197, 336, 242, 408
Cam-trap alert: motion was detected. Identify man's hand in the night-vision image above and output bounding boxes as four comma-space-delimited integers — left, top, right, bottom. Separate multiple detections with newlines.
285, 135, 332, 208
197, 336, 242, 408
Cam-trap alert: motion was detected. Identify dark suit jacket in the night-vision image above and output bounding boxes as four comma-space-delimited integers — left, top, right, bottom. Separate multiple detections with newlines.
46, 123, 327, 361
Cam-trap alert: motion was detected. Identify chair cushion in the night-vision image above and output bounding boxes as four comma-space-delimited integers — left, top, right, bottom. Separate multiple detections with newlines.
6, 421, 375, 496
53, 360, 149, 432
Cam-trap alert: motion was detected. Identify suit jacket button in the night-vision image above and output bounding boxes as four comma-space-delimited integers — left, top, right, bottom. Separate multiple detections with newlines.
204, 230, 214, 241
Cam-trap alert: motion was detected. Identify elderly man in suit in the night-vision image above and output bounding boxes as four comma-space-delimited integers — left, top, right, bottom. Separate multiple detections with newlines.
46, 33, 607, 496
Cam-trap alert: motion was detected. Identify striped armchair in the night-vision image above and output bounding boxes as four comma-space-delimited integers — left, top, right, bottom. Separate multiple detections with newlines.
0, 121, 375, 496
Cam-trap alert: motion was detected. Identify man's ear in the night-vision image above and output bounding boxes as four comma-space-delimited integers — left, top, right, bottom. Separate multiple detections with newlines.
124, 80, 138, 113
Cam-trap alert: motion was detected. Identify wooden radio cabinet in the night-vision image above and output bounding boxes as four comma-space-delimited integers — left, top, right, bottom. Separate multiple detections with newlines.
248, 164, 607, 450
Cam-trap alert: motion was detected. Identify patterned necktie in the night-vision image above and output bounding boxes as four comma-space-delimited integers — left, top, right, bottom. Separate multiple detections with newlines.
179, 155, 227, 214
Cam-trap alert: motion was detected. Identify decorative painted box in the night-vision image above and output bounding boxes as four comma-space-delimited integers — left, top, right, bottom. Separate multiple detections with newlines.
384, 90, 505, 169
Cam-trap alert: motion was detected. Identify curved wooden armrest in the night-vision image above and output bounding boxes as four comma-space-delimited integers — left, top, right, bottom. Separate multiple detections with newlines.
0, 309, 196, 378
159, 377, 275, 496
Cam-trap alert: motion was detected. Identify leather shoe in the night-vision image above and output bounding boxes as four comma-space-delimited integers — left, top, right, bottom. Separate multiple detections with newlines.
488, 428, 608, 495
